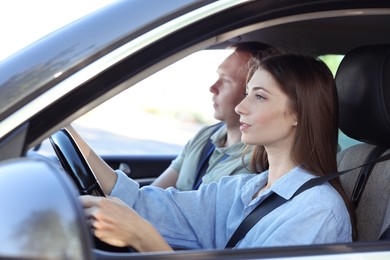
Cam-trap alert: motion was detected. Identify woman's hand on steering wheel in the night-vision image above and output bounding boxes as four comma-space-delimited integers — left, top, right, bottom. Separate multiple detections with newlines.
80, 195, 173, 252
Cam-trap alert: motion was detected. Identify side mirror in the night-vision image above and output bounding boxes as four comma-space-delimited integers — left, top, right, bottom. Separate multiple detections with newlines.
0, 158, 93, 260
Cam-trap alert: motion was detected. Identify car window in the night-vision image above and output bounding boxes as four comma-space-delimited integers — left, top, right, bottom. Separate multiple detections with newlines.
34, 49, 232, 157
34, 52, 361, 157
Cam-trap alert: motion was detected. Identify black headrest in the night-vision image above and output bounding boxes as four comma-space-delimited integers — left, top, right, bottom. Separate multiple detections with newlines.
335, 44, 390, 147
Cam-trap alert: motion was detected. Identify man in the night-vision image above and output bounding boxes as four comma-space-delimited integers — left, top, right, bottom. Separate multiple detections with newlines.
151, 42, 272, 190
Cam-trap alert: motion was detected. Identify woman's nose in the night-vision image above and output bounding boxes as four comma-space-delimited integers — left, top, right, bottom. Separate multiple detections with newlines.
235, 99, 246, 115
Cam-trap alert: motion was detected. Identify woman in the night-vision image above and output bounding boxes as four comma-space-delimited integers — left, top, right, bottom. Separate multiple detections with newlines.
79, 53, 355, 252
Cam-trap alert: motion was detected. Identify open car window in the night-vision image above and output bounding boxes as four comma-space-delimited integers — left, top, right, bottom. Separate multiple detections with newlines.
33, 52, 360, 157
34, 50, 231, 157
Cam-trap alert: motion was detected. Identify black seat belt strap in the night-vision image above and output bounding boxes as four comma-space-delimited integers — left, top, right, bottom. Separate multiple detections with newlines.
379, 225, 390, 240
294, 150, 390, 197
225, 174, 331, 249
225, 193, 286, 248
351, 146, 387, 208
225, 150, 390, 248
192, 122, 224, 190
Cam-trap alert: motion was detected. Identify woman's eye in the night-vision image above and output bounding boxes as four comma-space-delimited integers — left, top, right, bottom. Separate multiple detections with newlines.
243, 92, 248, 97
255, 94, 265, 100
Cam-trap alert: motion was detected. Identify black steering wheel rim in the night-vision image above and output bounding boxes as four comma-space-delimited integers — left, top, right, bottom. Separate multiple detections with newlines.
49, 128, 105, 197
49, 128, 134, 252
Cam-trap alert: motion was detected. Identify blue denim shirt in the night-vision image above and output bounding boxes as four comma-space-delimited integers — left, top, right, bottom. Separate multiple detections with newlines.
111, 166, 352, 249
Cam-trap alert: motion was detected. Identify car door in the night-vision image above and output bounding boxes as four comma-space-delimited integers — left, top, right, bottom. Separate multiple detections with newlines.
2, 0, 390, 259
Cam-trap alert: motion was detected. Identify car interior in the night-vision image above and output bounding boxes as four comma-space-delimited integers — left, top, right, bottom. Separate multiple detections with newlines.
67, 45, 390, 259
99, 43, 390, 251
34, 44, 390, 259
94, 9, 390, 257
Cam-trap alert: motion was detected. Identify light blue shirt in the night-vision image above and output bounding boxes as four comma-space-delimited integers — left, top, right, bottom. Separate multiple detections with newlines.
111, 166, 352, 249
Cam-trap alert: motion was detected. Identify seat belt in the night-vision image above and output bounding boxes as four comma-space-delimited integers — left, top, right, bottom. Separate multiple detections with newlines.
225, 151, 390, 248
192, 122, 225, 190
379, 225, 390, 240
225, 175, 328, 248
225, 193, 287, 248
350, 146, 387, 208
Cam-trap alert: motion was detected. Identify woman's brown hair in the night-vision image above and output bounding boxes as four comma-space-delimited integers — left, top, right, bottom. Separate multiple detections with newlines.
246, 54, 357, 240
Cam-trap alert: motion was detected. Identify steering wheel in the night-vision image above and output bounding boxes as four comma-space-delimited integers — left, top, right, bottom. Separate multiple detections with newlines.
49, 128, 105, 197
49, 128, 133, 252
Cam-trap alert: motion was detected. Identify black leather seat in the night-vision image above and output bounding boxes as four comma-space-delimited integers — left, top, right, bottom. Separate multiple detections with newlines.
335, 44, 390, 241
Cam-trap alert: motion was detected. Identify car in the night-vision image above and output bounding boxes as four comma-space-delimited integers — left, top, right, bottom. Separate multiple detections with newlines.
1, 0, 390, 259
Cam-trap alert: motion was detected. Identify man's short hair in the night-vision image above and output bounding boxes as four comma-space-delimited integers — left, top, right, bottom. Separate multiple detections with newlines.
229, 41, 272, 58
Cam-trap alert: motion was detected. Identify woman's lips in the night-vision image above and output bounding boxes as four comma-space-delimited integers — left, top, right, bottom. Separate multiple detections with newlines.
239, 121, 251, 131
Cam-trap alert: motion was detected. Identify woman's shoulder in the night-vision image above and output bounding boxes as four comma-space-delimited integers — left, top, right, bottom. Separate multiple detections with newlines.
279, 168, 348, 212
293, 181, 348, 217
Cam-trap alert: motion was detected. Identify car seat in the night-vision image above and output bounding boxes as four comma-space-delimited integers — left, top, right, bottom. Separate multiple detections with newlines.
335, 44, 390, 241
